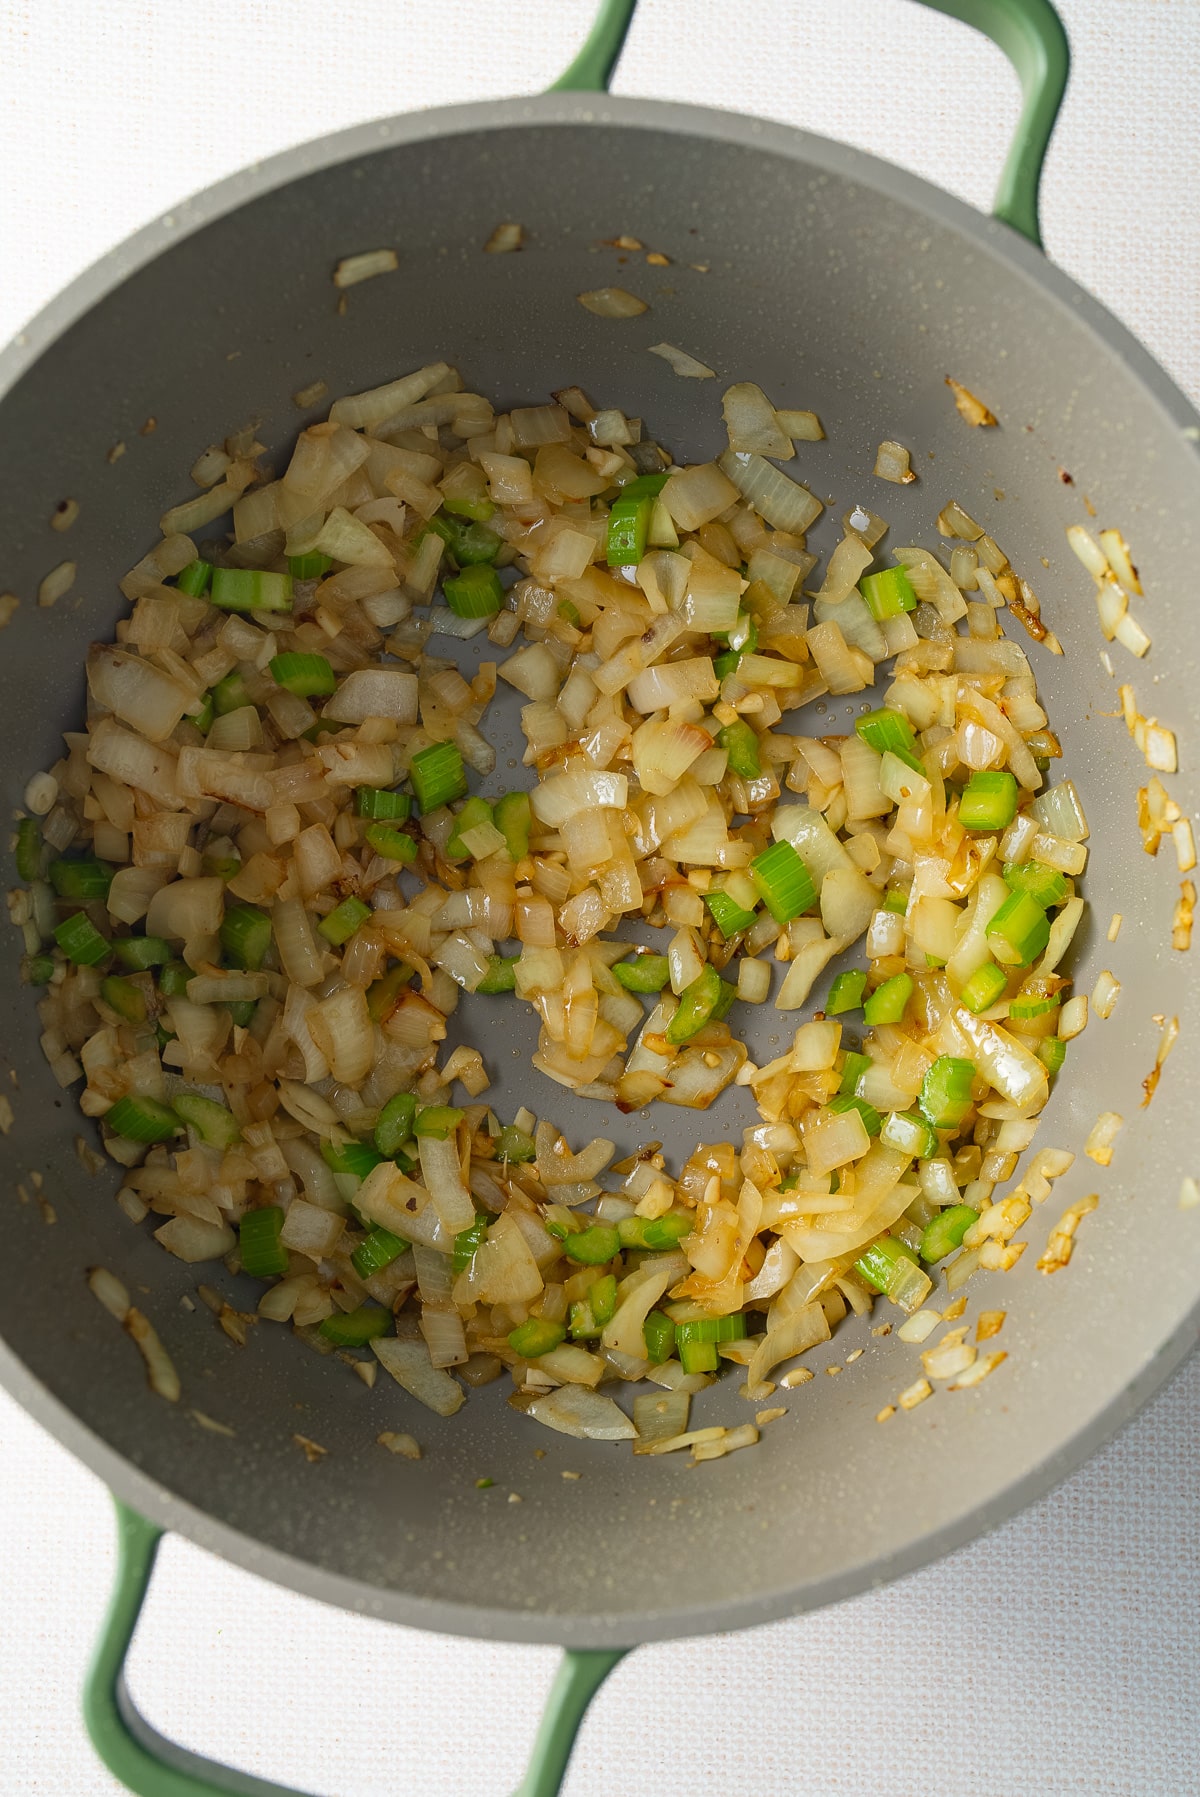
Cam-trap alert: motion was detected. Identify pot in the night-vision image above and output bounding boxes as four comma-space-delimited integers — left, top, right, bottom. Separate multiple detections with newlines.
1, 2, 1198, 1792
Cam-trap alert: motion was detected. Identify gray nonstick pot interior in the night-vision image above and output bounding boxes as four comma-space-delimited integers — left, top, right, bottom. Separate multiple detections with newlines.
1, 93, 1198, 1649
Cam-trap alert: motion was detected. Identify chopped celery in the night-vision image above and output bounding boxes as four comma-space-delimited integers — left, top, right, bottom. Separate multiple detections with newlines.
863, 972, 913, 1025
210, 568, 293, 613
239, 1206, 289, 1277
854, 1234, 920, 1294
409, 741, 467, 812
54, 912, 109, 966
172, 1093, 241, 1149
749, 840, 816, 924
606, 493, 654, 566
317, 895, 371, 946
413, 1105, 463, 1139
100, 977, 147, 1025
425, 511, 502, 567
50, 858, 113, 902
15, 818, 43, 882
703, 884, 758, 939
828, 1093, 882, 1136
856, 707, 922, 773
563, 1224, 621, 1265
364, 824, 418, 863
919, 1055, 976, 1129
642, 1310, 676, 1364
880, 1110, 938, 1161
826, 969, 867, 1015
613, 954, 670, 992
617, 1212, 691, 1250
443, 564, 503, 618
105, 1095, 178, 1143
452, 1214, 490, 1274
859, 566, 917, 620
959, 961, 1007, 1013
175, 558, 213, 597
838, 1051, 872, 1095
220, 904, 272, 970
508, 1318, 566, 1358
477, 954, 519, 993
321, 1139, 383, 1180
666, 965, 733, 1044
352, 1227, 409, 1279
356, 787, 411, 820
920, 1204, 979, 1263
959, 769, 1019, 832
496, 1125, 536, 1162
494, 790, 532, 861
447, 796, 494, 860
1003, 860, 1069, 907
269, 651, 336, 697
986, 889, 1051, 967
319, 1305, 393, 1347
113, 936, 172, 971
366, 962, 414, 1021
717, 718, 761, 778
676, 1314, 747, 1346
211, 672, 251, 716
287, 551, 333, 580
374, 1092, 418, 1157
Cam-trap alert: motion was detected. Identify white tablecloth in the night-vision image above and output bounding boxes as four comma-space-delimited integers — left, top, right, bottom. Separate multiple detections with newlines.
2, 3, 1198, 1791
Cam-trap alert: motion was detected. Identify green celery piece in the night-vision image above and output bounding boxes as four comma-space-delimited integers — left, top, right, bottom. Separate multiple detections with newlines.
919, 1055, 976, 1129
828, 1093, 882, 1136
375, 1091, 418, 1157
100, 976, 147, 1025
352, 1227, 409, 1280
613, 954, 670, 992
409, 741, 467, 812
920, 1204, 979, 1264
826, 969, 867, 1015
447, 796, 494, 860
364, 824, 417, 863
749, 840, 816, 924
717, 718, 761, 779
494, 790, 532, 862
959, 961, 1007, 1014
642, 1310, 675, 1363
54, 912, 109, 966
452, 1214, 490, 1274
477, 954, 519, 994
838, 1051, 871, 1095
854, 1234, 920, 1294
172, 1093, 241, 1149
959, 769, 1019, 832
606, 493, 653, 566
318, 896, 371, 946
508, 1318, 566, 1358
563, 1224, 621, 1266
496, 1125, 536, 1162
15, 817, 44, 883
986, 889, 1051, 967
863, 972, 913, 1025
665, 965, 725, 1044
319, 1306, 393, 1347
220, 904, 272, 971
239, 1206, 289, 1278
413, 1105, 464, 1140
105, 1095, 178, 1143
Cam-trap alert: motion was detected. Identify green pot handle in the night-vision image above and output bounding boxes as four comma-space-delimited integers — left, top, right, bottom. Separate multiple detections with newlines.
85, 1499, 627, 1797
552, 0, 1069, 248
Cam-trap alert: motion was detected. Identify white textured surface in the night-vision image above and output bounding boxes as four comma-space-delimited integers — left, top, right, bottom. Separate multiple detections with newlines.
1, 2, 1198, 1792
